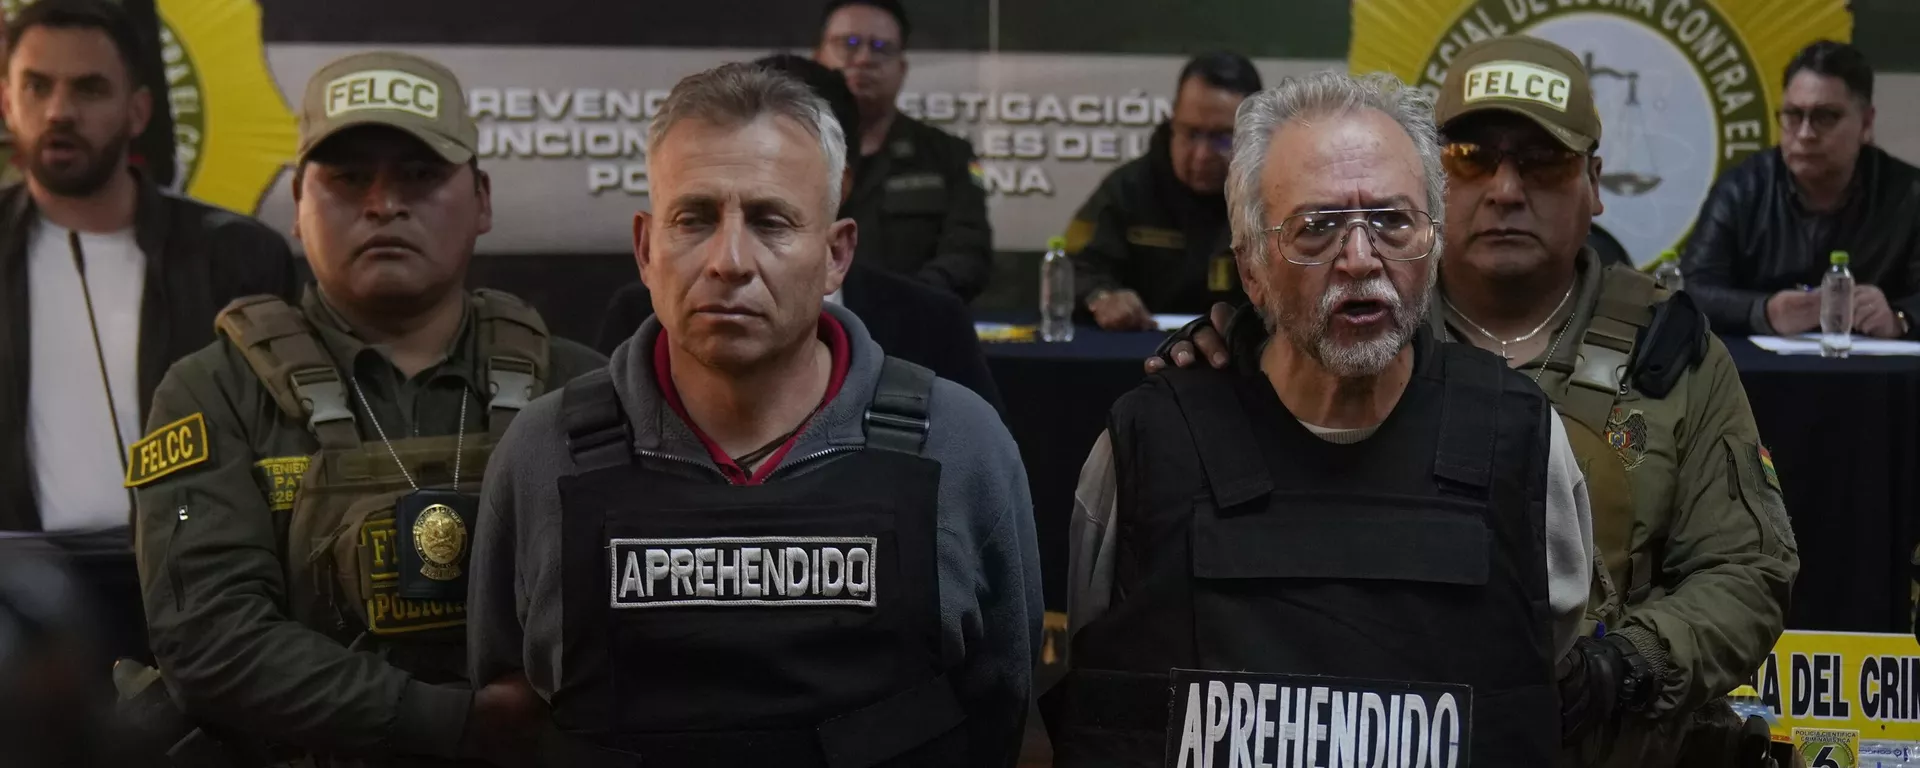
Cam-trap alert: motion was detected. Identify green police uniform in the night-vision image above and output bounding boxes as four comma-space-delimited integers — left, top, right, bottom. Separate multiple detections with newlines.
841, 114, 993, 302
130, 286, 603, 763
1434, 248, 1800, 766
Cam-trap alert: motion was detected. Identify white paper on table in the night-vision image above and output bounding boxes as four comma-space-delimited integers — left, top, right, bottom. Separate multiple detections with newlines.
1153, 314, 1203, 331
1748, 334, 1920, 356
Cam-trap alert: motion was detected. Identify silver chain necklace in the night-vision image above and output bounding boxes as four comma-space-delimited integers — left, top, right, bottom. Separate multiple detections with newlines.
1443, 285, 1575, 361
1532, 313, 1575, 385
349, 377, 467, 492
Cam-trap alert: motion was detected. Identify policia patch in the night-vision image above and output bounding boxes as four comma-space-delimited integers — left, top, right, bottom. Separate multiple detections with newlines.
125, 413, 210, 488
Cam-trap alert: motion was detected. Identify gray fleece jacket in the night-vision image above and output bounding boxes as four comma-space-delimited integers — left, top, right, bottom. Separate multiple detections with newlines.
468, 302, 1042, 766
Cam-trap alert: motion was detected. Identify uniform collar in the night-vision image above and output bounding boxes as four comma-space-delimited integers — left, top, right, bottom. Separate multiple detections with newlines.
1430, 247, 1601, 389
300, 284, 479, 387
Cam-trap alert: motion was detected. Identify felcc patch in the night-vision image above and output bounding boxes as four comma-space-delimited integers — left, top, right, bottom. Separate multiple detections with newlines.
125, 413, 210, 488
609, 536, 877, 609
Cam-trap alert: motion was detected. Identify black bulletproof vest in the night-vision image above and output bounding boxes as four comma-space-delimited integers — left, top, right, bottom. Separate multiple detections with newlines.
1046, 328, 1558, 768
548, 359, 968, 768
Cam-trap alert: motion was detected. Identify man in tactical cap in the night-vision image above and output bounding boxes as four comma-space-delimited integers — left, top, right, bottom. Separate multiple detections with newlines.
130, 51, 603, 764
1156, 36, 1798, 768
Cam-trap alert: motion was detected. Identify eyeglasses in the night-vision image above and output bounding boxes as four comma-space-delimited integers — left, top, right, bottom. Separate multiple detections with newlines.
1264, 208, 1439, 266
1441, 142, 1586, 185
1777, 106, 1846, 134
831, 34, 900, 61
1174, 124, 1233, 154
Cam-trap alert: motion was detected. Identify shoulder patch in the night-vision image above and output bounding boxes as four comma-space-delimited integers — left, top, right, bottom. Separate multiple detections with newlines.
254, 456, 311, 512
125, 413, 211, 488
1757, 443, 1780, 492
967, 160, 986, 189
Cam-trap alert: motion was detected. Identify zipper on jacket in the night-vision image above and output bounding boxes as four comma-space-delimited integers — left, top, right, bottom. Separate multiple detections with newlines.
768, 445, 858, 480
637, 449, 731, 482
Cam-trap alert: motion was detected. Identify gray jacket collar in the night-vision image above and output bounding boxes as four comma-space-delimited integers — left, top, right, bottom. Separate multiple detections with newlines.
607, 301, 885, 471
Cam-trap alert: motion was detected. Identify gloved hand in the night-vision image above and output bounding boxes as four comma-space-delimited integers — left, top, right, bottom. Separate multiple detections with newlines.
1558, 635, 1631, 745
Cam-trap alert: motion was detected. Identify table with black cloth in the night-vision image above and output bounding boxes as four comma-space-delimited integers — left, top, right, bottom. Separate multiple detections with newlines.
983, 318, 1920, 634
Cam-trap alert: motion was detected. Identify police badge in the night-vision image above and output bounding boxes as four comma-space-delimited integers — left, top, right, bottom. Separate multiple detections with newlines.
396, 490, 474, 600
1605, 408, 1650, 471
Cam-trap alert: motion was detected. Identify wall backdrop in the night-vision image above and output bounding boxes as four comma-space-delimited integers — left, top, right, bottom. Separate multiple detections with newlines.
14, 0, 1916, 269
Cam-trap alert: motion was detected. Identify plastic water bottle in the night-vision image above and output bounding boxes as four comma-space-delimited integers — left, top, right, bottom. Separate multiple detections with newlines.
1651, 249, 1684, 292
1820, 250, 1853, 358
1040, 235, 1075, 342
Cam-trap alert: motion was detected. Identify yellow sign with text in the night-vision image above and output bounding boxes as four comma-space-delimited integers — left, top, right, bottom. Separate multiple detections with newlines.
1747, 631, 1920, 744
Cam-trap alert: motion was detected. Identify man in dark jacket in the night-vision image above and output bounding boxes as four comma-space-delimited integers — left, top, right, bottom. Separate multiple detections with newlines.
0, 0, 295, 533
815, 0, 993, 302
1682, 40, 1920, 339
1068, 52, 1262, 330
600, 54, 1003, 415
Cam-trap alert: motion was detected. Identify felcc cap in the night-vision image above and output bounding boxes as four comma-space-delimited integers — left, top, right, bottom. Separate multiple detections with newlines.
297, 51, 477, 165
1434, 35, 1602, 153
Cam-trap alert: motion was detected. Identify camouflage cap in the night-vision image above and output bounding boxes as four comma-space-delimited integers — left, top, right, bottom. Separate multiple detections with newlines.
1435, 35, 1602, 153
297, 51, 476, 164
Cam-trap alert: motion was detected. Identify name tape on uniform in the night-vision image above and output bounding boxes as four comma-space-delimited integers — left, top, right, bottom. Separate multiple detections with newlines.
125, 413, 210, 488
360, 517, 465, 634
609, 536, 878, 609
1462, 61, 1571, 113
1165, 669, 1473, 768
326, 69, 441, 119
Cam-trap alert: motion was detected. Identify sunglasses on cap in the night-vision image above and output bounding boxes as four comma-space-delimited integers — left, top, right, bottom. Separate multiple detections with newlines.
1441, 142, 1588, 185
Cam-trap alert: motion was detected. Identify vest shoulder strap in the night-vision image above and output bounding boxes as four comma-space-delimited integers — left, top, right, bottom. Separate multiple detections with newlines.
472, 289, 552, 437
865, 357, 935, 456
214, 295, 358, 449
1562, 265, 1657, 434
562, 368, 630, 471
1432, 341, 1504, 495
1159, 368, 1271, 510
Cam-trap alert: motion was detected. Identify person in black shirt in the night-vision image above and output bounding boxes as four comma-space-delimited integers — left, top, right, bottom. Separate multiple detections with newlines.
1682, 40, 1920, 339
1068, 52, 1262, 330
813, 0, 993, 302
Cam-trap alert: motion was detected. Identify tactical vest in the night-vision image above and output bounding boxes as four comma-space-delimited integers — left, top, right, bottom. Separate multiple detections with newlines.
1047, 329, 1559, 767
1555, 265, 1663, 628
214, 290, 550, 683
546, 357, 969, 768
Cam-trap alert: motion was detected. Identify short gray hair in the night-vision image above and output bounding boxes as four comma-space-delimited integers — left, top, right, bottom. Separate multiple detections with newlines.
646, 61, 848, 212
1227, 71, 1447, 266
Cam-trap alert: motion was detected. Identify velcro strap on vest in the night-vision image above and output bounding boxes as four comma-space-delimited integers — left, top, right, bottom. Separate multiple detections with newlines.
816, 673, 965, 768
215, 295, 359, 449
473, 289, 551, 437
563, 369, 630, 470
865, 357, 935, 456
1162, 368, 1273, 511
1434, 342, 1498, 494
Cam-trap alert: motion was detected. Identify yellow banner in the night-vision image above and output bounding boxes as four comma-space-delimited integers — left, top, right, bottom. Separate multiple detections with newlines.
1350, 0, 1849, 266
1746, 631, 1920, 744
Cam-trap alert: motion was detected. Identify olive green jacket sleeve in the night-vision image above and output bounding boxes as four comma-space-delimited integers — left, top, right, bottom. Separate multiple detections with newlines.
134, 346, 472, 759
1618, 334, 1799, 715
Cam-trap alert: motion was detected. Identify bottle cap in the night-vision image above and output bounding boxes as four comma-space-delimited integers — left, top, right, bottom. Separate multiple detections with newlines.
1831, 250, 1850, 265
1047, 235, 1067, 251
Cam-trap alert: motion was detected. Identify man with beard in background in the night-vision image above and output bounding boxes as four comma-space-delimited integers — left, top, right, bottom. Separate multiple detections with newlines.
0, 0, 293, 670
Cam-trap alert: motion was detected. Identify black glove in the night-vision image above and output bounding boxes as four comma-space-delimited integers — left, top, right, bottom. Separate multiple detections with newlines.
1558, 635, 1633, 744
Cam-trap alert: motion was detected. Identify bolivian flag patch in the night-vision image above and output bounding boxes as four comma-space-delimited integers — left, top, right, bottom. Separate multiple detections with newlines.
1758, 444, 1780, 491
968, 160, 986, 189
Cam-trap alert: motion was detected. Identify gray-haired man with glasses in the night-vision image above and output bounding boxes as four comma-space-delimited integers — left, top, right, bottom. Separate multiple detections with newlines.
1040, 70, 1594, 767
